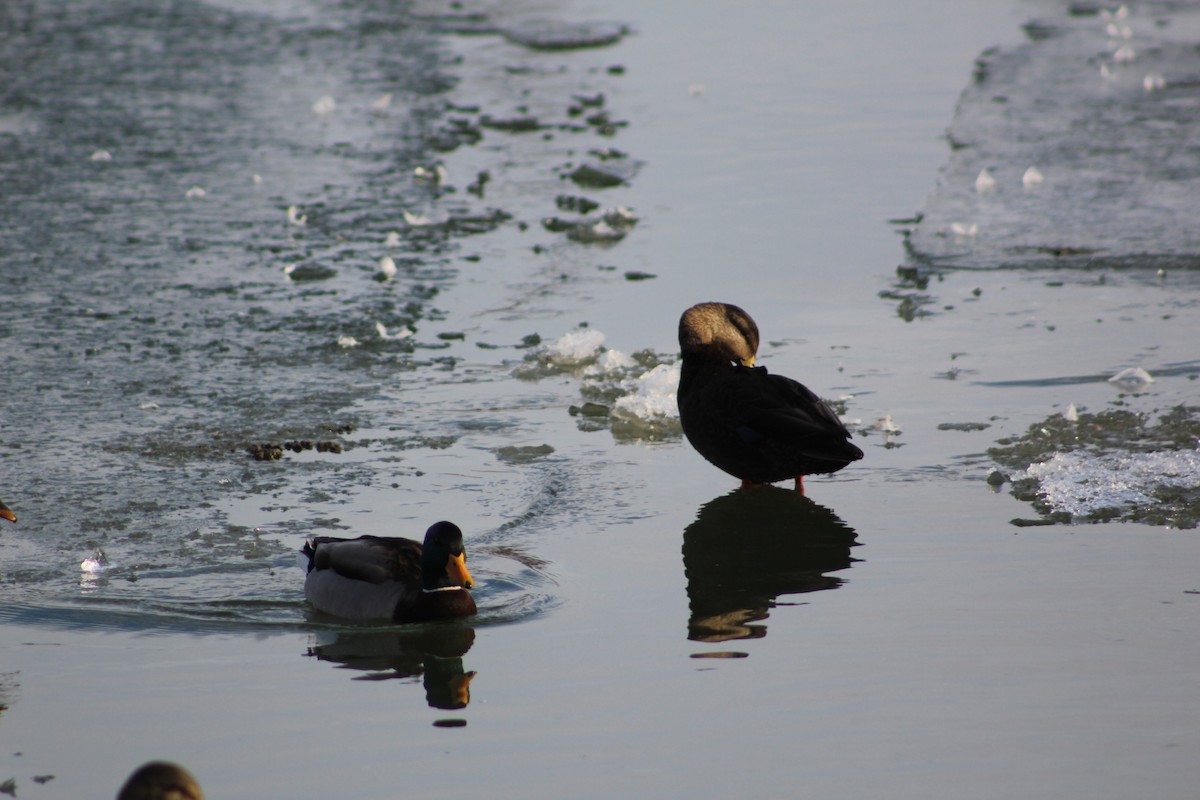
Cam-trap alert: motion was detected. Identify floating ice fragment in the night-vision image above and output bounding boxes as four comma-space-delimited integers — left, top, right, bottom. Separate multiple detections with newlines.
949, 222, 978, 237
1106, 22, 1132, 40
80, 547, 110, 574
974, 168, 995, 193
403, 210, 431, 226
312, 95, 337, 116
139, 401, 160, 411
337, 335, 360, 348
1143, 73, 1165, 92
184, 186, 207, 199
414, 165, 447, 184
569, 219, 620, 243
872, 414, 901, 433
1023, 449, 1200, 519
1022, 166, 1044, 188
1100, 5, 1129, 22
614, 363, 681, 420
252, 173, 263, 185
371, 93, 393, 113
287, 205, 307, 226
377, 256, 397, 281
1063, 403, 1079, 422
89, 149, 112, 162
384, 231, 402, 247
1100, 63, 1115, 81
584, 348, 636, 376
1108, 366, 1153, 390
375, 321, 413, 340
546, 328, 606, 365
1113, 44, 1136, 63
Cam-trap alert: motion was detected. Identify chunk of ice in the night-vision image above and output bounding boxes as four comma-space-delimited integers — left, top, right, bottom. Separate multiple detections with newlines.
1023, 449, 1200, 519
1107, 366, 1153, 390
613, 363, 681, 420
546, 329, 605, 365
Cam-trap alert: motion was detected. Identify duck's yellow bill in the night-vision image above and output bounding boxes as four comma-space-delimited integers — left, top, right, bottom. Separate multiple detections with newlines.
446, 551, 474, 589
450, 671, 476, 707
739, 356, 756, 367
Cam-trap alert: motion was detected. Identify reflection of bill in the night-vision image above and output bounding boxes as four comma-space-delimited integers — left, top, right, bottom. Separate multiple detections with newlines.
306, 625, 476, 710
683, 488, 860, 643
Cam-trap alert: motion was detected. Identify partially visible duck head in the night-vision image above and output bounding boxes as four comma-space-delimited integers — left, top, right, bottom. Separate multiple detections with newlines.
422, 521, 474, 591
679, 302, 760, 367
117, 761, 204, 800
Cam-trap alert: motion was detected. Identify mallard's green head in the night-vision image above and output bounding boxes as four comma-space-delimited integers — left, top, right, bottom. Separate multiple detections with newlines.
421, 521, 474, 591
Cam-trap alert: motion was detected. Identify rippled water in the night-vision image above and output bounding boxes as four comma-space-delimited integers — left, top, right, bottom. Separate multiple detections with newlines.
3, 1, 1200, 798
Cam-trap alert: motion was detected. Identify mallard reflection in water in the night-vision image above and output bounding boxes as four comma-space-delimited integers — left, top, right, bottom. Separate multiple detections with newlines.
683, 487, 859, 642
677, 302, 863, 491
307, 625, 477, 710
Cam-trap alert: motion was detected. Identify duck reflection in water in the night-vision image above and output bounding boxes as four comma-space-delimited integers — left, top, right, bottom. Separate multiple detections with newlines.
683, 487, 860, 643
306, 624, 476, 710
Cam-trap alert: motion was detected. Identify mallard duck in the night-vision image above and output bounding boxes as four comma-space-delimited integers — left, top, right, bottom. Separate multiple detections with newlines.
302, 521, 477, 622
0, 500, 14, 523
677, 302, 863, 489
117, 761, 204, 800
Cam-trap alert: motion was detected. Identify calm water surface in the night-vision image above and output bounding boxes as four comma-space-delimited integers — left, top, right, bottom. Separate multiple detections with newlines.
2, 0, 1199, 798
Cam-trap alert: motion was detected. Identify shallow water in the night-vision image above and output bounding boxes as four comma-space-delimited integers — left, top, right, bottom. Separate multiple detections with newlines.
3, 0, 1200, 798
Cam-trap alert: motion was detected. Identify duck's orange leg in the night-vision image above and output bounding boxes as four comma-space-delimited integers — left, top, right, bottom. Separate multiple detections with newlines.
793, 476, 806, 495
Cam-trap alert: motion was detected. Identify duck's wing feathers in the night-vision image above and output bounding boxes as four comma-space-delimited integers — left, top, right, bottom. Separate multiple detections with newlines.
305, 535, 423, 585
737, 368, 861, 460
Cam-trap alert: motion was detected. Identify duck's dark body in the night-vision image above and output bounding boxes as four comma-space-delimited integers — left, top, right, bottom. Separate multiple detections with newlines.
677, 302, 863, 485
302, 523, 476, 623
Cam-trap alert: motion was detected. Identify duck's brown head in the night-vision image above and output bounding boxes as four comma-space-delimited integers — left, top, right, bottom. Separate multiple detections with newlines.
679, 302, 760, 366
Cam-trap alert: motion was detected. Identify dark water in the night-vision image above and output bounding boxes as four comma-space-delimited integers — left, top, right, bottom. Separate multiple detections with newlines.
3, 1, 1200, 798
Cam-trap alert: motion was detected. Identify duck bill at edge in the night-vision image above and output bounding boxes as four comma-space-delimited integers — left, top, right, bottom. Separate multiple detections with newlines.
446, 551, 474, 589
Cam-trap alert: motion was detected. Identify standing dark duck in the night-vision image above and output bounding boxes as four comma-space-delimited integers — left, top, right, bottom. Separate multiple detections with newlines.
302, 521, 477, 622
677, 302, 863, 490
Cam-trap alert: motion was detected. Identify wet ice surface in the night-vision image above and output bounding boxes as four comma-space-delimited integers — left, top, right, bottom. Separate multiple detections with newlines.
891, 0, 1200, 526
991, 405, 1200, 526
4, 0, 1200, 798
0, 0, 582, 625
1025, 449, 1200, 520
906, 0, 1200, 271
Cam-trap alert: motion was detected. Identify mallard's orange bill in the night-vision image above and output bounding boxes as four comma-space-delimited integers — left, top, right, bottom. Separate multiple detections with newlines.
446, 551, 474, 589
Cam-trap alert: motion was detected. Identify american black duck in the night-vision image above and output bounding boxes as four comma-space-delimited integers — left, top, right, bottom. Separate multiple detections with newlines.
677, 302, 863, 489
